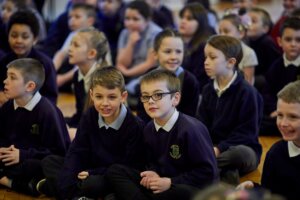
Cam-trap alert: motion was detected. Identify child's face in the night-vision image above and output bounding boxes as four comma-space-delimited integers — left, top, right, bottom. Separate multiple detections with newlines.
204, 44, 235, 78
278, 28, 300, 61
8, 24, 36, 58
68, 8, 91, 31
124, 8, 148, 33
155, 37, 184, 73
247, 11, 269, 38
141, 80, 180, 126
1, 0, 17, 24
68, 33, 93, 65
98, 0, 121, 16
232, 0, 254, 9
3, 67, 29, 100
219, 19, 244, 39
90, 85, 127, 124
178, 10, 198, 39
277, 99, 300, 146
283, 0, 300, 14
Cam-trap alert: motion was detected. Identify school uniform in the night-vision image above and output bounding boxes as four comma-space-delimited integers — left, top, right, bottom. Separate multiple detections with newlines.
0, 92, 70, 195
198, 72, 262, 183
261, 140, 300, 200
0, 48, 58, 104
107, 110, 218, 200
54, 104, 145, 199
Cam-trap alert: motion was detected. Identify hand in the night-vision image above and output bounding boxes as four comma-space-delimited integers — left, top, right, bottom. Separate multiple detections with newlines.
140, 171, 159, 188
128, 31, 140, 45
0, 145, 20, 166
77, 171, 89, 180
270, 111, 277, 118
149, 177, 171, 194
0, 92, 8, 107
214, 147, 220, 157
236, 180, 254, 190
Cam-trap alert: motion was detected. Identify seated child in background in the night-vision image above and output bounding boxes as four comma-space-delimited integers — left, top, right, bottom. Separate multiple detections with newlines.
247, 7, 281, 92
137, 29, 199, 122
0, 10, 57, 106
260, 17, 300, 136
65, 27, 111, 129
0, 58, 70, 196
218, 13, 258, 85
238, 80, 300, 200
107, 69, 218, 200
198, 35, 262, 185
53, 3, 98, 88
39, 67, 145, 199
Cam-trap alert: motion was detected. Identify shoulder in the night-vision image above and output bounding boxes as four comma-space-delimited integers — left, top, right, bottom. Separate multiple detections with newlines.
268, 140, 287, 156
177, 113, 208, 132
31, 48, 52, 62
183, 70, 199, 85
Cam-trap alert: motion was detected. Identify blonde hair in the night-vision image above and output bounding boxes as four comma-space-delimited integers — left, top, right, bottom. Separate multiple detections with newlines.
277, 80, 300, 104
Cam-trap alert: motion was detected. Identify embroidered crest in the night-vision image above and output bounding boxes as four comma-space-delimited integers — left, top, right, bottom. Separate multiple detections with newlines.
170, 144, 181, 159
30, 124, 39, 135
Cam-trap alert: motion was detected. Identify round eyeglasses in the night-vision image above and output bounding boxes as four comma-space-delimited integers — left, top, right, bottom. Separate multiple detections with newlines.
140, 92, 175, 103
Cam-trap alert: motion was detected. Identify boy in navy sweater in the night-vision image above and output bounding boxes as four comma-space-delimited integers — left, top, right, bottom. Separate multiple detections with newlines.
40, 67, 145, 199
107, 69, 218, 200
261, 17, 300, 136
0, 58, 70, 196
198, 35, 262, 185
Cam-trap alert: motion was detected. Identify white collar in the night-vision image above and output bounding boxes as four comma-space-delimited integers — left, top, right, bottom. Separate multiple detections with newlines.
154, 109, 179, 132
288, 141, 300, 157
14, 92, 41, 111
283, 54, 300, 67
78, 62, 98, 92
213, 71, 237, 97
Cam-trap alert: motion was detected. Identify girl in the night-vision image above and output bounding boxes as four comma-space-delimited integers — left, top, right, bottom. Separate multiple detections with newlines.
219, 13, 258, 85
66, 27, 111, 129
199, 35, 262, 185
179, 2, 215, 93
137, 29, 199, 122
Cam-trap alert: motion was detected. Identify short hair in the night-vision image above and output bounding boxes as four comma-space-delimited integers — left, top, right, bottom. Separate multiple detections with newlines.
78, 27, 110, 67
127, 0, 152, 20
69, 3, 97, 19
221, 13, 247, 32
90, 66, 125, 92
206, 35, 243, 69
277, 80, 300, 104
3, 0, 27, 10
7, 9, 39, 38
7, 58, 45, 93
153, 28, 182, 52
249, 7, 273, 31
279, 17, 300, 36
140, 69, 181, 93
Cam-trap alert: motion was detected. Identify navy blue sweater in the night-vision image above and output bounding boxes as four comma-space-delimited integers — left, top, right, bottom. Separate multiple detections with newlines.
198, 73, 262, 162
58, 106, 145, 197
0, 97, 70, 161
0, 48, 58, 104
261, 140, 300, 200
144, 113, 219, 188
263, 57, 300, 114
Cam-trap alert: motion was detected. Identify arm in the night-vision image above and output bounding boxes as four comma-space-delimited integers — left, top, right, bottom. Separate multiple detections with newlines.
242, 66, 255, 85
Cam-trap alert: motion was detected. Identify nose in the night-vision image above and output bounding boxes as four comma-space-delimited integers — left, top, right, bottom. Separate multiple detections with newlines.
279, 117, 289, 127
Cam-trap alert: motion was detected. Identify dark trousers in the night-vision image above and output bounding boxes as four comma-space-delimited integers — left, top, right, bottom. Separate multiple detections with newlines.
106, 164, 199, 200
217, 145, 258, 184
42, 155, 111, 199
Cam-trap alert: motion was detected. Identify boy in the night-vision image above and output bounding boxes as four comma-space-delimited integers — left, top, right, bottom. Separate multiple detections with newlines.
0, 58, 70, 196
198, 35, 262, 185
261, 17, 300, 135
107, 69, 218, 200
0, 10, 58, 106
40, 67, 145, 199
247, 7, 281, 91
238, 80, 300, 200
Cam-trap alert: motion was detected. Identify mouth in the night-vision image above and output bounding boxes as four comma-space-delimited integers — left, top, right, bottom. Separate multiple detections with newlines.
100, 108, 111, 115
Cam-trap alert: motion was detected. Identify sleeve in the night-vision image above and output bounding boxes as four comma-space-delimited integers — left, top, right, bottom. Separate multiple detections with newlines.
239, 45, 258, 68
117, 29, 128, 49
261, 146, 277, 191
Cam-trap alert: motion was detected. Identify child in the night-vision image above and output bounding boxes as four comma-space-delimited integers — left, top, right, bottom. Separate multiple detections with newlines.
247, 7, 281, 91
53, 3, 97, 87
219, 13, 258, 85
261, 17, 300, 135
238, 80, 300, 200
107, 69, 219, 200
65, 27, 110, 128
117, 0, 161, 104
0, 10, 57, 106
179, 2, 214, 93
40, 67, 145, 199
137, 29, 199, 122
198, 35, 262, 185
0, 58, 70, 196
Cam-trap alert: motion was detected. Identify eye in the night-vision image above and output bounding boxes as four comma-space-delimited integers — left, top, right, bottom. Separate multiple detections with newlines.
152, 93, 162, 100
108, 95, 117, 100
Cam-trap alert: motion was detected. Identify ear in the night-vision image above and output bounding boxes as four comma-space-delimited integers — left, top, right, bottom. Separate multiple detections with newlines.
89, 88, 94, 101
153, 50, 159, 61
87, 48, 97, 59
227, 57, 237, 69
172, 92, 181, 107
87, 17, 95, 27
277, 37, 283, 47
121, 91, 128, 103
25, 81, 36, 92
33, 37, 38, 46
